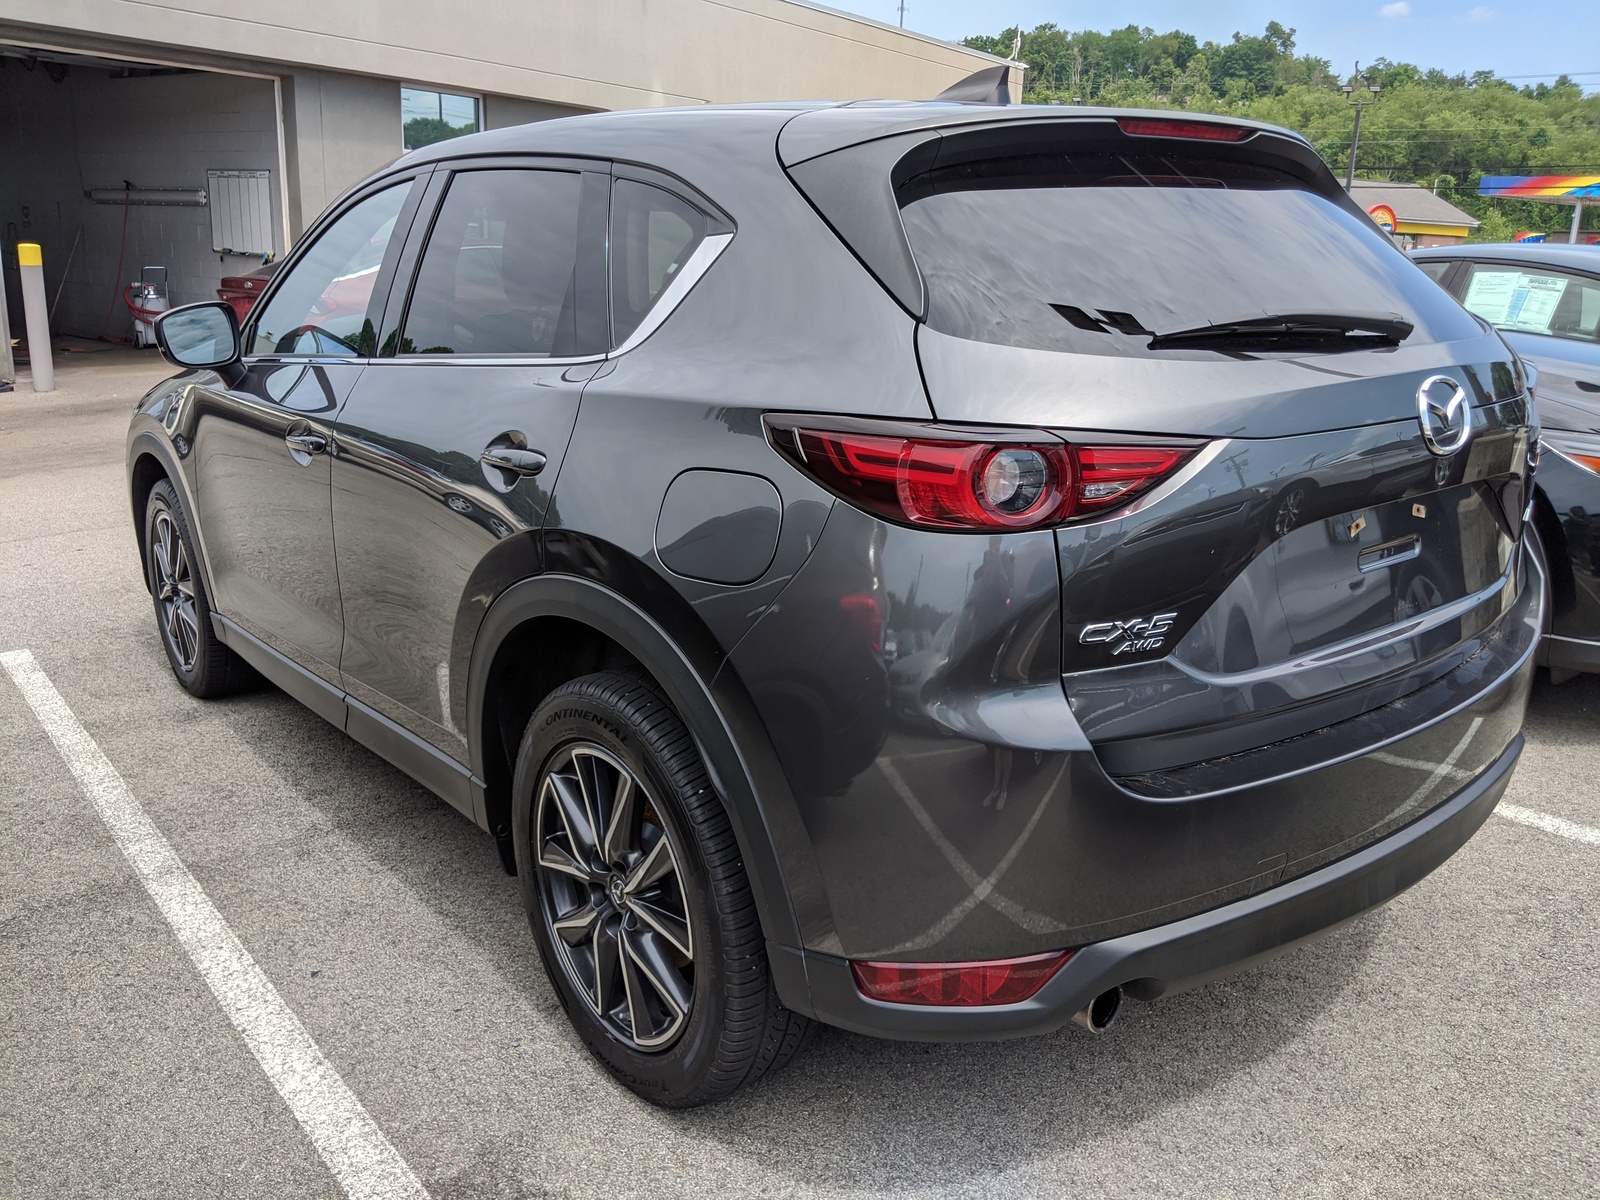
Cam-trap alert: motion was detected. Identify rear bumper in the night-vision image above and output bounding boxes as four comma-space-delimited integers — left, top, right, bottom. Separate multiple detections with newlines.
775, 735, 1520, 1041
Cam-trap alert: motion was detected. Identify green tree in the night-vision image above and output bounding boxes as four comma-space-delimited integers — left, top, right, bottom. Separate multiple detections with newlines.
960, 19, 1600, 239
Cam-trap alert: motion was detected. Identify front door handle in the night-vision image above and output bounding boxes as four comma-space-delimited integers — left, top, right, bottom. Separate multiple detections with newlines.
479, 447, 547, 477
284, 423, 329, 462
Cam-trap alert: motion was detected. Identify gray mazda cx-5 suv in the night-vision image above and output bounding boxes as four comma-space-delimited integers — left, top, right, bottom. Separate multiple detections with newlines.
130, 99, 1543, 1107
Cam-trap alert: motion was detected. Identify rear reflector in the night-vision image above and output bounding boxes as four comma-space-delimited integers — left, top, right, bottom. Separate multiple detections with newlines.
851, 951, 1074, 1006
775, 422, 1196, 531
1116, 117, 1252, 142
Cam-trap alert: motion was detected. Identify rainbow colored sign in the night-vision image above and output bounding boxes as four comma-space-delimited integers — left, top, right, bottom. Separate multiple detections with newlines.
1479, 175, 1600, 199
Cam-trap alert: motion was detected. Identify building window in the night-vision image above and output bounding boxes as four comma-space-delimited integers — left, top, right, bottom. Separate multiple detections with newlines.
402, 87, 482, 152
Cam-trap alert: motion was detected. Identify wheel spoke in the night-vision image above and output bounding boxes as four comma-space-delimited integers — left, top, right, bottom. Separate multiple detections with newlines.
573, 752, 607, 855
618, 932, 653, 1039
592, 916, 620, 1017
551, 901, 599, 947
161, 521, 182, 581
548, 772, 599, 861
600, 770, 636, 867
628, 896, 692, 959
625, 835, 675, 895
538, 838, 593, 882
622, 926, 692, 1018
152, 521, 174, 587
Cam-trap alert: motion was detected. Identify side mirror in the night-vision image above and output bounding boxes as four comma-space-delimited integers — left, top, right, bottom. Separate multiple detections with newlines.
154, 301, 244, 384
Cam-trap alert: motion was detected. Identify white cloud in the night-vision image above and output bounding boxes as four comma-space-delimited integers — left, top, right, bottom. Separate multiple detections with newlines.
1468, 5, 1495, 19
1379, 1, 1412, 16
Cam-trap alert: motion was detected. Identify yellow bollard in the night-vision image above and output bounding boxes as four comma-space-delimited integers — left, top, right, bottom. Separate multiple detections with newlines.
18, 242, 54, 393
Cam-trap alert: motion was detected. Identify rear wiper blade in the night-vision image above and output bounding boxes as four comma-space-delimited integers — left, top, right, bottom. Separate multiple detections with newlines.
1147, 312, 1415, 351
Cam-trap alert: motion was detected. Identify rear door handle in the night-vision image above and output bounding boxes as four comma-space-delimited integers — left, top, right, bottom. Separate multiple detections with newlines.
479, 447, 547, 477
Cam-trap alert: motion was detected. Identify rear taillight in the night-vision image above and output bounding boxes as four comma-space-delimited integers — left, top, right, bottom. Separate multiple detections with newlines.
1116, 117, 1252, 142
850, 951, 1073, 1006
772, 421, 1196, 531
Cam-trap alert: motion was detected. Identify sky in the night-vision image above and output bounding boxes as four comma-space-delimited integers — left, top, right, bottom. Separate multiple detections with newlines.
826, 1, 1600, 89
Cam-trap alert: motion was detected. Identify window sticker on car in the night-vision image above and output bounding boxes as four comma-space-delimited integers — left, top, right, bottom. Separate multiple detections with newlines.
1463, 269, 1569, 333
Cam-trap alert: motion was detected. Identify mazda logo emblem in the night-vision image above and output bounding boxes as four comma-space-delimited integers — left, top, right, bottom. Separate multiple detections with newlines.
1416, 375, 1471, 457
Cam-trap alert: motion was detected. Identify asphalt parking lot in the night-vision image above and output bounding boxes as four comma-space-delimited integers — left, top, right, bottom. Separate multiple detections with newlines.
3, 350, 1598, 1199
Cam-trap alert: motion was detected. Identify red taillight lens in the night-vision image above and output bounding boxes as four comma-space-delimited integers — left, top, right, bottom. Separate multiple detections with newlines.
850, 951, 1074, 1006
1116, 117, 1251, 142
1076, 445, 1192, 510
796, 430, 1074, 529
783, 425, 1193, 531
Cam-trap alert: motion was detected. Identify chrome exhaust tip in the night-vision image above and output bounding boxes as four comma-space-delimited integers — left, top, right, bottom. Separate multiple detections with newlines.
1072, 986, 1123, 1033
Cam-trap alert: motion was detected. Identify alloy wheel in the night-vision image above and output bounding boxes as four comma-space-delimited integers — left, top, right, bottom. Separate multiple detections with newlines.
151, 510, 201, 673
534, 743, 696, 1050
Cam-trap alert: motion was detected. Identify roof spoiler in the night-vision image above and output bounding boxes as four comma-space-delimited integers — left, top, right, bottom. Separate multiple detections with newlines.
932, 64, 1011, 105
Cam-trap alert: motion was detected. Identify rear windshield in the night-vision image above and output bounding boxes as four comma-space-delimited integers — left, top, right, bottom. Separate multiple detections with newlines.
898, 151, 1481, 356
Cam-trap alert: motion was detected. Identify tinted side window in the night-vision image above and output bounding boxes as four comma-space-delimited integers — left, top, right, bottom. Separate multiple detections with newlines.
400, 169, 583, 356
250, 183, 411, 357
1415, 259, 1455, 285
610, 180, 707, 346
1461, 263, 1600, 343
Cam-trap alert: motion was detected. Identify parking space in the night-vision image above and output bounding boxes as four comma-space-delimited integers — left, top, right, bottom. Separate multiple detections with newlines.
3, 353, 1598, 1198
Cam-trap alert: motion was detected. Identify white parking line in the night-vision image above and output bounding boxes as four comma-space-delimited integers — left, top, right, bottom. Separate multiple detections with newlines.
1, 650, 430, 1200
1496, 802, 1600, 846
1372, 744, 1600, 846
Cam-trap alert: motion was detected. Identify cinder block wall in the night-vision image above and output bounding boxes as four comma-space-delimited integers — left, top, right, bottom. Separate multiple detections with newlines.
1, 63, 285, 340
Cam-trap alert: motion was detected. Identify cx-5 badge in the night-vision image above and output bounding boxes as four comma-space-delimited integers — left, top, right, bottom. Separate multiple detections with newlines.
1417, 374, 1471, 457
1080, 612, 1179, 655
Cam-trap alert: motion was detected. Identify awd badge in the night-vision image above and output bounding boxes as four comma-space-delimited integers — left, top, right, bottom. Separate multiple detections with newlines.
1080, 612, 1179, 656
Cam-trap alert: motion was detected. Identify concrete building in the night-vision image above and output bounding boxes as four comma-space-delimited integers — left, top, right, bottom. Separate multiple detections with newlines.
1, 1, 1012, 342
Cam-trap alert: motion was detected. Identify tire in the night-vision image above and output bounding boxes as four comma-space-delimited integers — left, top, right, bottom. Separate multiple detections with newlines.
513, 669, 812, 1107
143, 480, 254, 698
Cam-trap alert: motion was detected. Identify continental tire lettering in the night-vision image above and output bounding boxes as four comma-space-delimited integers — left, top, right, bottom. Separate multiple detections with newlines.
540, 707, 624, 739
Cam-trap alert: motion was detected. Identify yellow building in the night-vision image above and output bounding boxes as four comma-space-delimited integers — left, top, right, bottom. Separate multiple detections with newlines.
1349, 180, 1480, 247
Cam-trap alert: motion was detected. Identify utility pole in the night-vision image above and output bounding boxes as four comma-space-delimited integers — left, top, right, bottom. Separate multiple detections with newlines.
897, 0, 907, 27
1342, 63, 1383, 190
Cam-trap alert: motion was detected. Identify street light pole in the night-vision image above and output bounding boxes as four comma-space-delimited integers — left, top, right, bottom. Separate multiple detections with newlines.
1342, 64, 1382, 191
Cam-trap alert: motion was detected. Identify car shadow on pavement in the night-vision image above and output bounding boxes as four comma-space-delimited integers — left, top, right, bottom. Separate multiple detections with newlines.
1527, 670, 1600, 732
214, 674, 1383, 1192
665, 918, 1383, 1191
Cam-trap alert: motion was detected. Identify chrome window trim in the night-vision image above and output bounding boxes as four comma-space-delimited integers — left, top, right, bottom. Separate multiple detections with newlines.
608, 232, 734, 358
241, 354, 372, 367
369, 354, 607, 367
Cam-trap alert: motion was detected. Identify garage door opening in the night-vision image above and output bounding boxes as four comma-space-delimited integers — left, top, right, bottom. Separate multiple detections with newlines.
1, 46, 287, 347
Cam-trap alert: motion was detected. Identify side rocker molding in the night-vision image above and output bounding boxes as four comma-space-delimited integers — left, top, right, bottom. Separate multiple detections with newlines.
212, 614, 482, 824
465, 573, 814, 959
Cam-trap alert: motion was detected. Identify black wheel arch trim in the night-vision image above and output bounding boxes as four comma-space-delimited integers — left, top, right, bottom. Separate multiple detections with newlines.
127, 428, 219, 605
465, 571, 824, 959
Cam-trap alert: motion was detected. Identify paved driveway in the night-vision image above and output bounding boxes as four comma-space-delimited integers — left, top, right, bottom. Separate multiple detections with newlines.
3, 352, 1597, 1198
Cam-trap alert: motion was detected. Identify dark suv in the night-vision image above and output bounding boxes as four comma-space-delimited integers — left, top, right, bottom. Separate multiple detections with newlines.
131, 102, 1543, 1107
